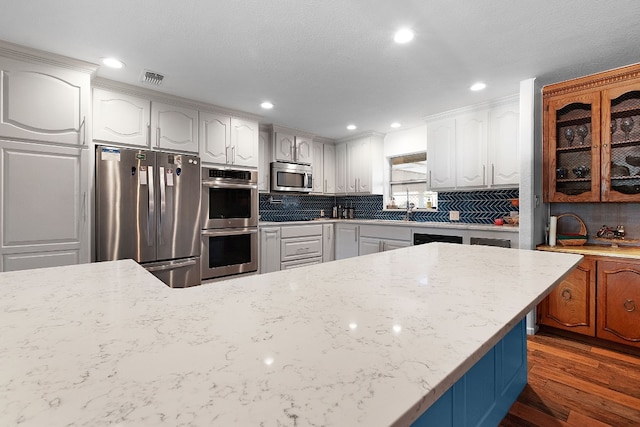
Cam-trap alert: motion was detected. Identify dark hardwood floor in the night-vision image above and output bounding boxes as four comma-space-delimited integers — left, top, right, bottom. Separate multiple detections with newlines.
500, 331, 640, 426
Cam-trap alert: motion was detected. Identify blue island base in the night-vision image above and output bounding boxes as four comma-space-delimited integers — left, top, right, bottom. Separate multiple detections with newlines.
412, 318, 527, 426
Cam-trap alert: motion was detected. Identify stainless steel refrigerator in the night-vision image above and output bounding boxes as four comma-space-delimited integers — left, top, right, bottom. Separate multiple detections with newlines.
95, 146, 201, 287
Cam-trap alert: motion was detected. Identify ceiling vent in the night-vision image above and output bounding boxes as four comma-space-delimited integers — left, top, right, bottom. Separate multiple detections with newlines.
140, 70, 165, 86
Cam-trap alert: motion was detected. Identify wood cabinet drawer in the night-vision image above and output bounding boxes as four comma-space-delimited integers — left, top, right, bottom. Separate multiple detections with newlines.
280, 236, 322, 262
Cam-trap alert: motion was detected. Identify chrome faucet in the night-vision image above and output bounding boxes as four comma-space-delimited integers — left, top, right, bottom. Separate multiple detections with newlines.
403, 189, 414, 221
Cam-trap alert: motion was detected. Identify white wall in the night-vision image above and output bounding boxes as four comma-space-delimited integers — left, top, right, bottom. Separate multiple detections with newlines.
382, 125, 427, 203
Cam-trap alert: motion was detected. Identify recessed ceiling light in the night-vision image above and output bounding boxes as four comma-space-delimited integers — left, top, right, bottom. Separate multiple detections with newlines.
470, 82, 487, 91
260, 101, 274, 109
101, 57, 124, 69
347, 124, 357, 130
394, 28, 414, 44
390, 122, 401, 128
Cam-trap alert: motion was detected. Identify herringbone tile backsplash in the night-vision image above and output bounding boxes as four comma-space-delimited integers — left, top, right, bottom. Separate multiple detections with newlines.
259, 189, 519, 223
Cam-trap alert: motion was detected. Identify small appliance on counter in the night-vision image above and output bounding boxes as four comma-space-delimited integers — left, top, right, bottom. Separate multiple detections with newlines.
95, 146, 201, 288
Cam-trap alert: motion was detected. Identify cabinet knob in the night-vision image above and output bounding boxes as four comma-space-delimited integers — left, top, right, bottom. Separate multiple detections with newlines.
624, 299, 636, 312
561, 289, 572, 301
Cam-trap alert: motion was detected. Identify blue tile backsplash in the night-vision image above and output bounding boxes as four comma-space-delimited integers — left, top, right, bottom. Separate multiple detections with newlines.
259, 189, 519, 224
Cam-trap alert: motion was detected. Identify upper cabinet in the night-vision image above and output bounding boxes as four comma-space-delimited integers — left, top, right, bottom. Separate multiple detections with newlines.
543, 63, 640, 202
0, 52, 94, 146
311, 139, 337, 195
335, 132, 384, 194
230, 117, 259, 167
426, 96, 519, 190
272, 126, 313, 165
258, 128, 270, 192
150, 102, 198, 153
93, 88, 150, 147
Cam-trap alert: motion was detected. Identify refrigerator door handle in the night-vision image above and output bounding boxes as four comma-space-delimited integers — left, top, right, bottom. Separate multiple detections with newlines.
159, 167, 166, 245
144, 257, 197, 272
147, 166, 155, 247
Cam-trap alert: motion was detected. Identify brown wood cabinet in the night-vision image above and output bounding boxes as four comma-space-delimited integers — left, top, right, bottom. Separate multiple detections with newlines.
597, 259, 640, 346
538, 253, 640, 349
543, 63, 640, 202
538, 258, 596, 335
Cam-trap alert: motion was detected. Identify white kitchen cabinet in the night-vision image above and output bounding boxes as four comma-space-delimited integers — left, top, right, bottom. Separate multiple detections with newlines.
231, 117, 259, 167
0, 54, 92, 146
336, 132, 384, 194
335, 223, 359, 259
259, 227, 281, 274
358, 224, 411, 255
312, 141, 325, 193
200, 113, 258, 167
258, 129, 270, 192
279, 224, 323, 270
0, 140, 89, 271
311, 140, 337, 194
488, 101, 520, 186
426, 96, 519, 190
92, 88, 150, 147
335, 143, 347, 193
427, 117, 456, 189
273, 130, 312, 165
456, 110, 488, 188
323, 143, 336, 194
150, 101, 198, 153
199, 111, 230, 164
322, 223, 335, 262
281, 257, 322, 270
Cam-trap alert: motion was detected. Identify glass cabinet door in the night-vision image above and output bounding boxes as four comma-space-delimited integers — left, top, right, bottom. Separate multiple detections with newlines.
601, 84, 640, 201
548, 93, 601, 202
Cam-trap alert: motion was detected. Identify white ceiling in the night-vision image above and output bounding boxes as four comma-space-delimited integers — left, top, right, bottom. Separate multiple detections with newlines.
1, 1, 639, 139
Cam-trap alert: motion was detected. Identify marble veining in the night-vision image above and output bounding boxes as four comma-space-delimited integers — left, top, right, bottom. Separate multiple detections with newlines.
0, 244, 581, 426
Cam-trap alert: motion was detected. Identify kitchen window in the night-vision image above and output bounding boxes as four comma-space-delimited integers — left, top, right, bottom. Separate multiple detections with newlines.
388, 152, 437, 210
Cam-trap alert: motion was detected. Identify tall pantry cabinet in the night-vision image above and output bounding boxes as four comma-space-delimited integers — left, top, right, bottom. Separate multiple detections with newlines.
0, 41, 96, 272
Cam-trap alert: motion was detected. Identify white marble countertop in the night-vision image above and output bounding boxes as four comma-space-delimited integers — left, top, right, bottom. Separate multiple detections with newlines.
260, 218, 519, 233
0, 244, 580, 426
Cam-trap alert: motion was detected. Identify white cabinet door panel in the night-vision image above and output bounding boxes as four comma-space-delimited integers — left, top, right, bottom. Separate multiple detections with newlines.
274, 132, 295, 162
258, 130, 270, 192
259, 227, 280, 274
151, 102, 198, 153
200, 111, 230, 164
489, 103, 519, 186
280, 236, 323, 262
456, 111, 487, 188
0, 57, 89, 145
359, 237, 381, 255
335, 143, 347, 193
427, 118, 456, 189
312, 141, 324, 193
231, 118, 258, 167
295, 136, 313, 164
0, 141, 88, 271
92, 88, 150, 147
323, 144, 336, 194
3, 250, 79, 272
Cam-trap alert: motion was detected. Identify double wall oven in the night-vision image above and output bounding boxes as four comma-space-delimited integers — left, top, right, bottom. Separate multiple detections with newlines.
201, 167, 258, 280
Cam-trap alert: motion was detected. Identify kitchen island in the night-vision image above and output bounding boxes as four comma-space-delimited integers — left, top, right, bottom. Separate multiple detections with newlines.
0, 244, 581, 426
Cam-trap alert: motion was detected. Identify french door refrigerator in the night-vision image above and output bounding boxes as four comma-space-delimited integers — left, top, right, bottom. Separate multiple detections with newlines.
95, 146, 201, 287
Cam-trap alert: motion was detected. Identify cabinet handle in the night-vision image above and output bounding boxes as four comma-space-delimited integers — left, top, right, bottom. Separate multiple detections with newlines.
232, 146, 236, 164
603, 144, 608, 148
296, 247, 310, 253
80, 116, 86, 145
624, 299, 636, 312
561, 289, 572, 301
491, 164, 495, 185
429, 171, 432, 189
156, 127, 161, 147
324, 179, 327, 193
483, 165, 486, 186
82, 191, 87, 223
225, 146, 230, 164
355, 226, 359, 242
147, 123, 151, 145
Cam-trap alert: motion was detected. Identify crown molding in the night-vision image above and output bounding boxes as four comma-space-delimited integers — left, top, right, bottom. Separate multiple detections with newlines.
543, 62, 640, 98
423, 94, 519, 122
0, 39, 98, 75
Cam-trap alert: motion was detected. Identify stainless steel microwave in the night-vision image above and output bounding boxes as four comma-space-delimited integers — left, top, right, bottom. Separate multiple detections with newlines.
271, 162, 312, 192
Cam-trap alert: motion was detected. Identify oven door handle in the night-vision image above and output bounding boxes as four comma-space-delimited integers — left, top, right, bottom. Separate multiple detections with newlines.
201, 181, 257, 190
201, 228, 258, 237
145, 257, 197, 272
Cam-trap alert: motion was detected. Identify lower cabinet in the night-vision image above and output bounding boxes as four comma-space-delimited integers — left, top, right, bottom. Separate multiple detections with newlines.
280, 225, 323, 270
259, 227, 280, 274
538, 254, 640, 348
538, 258, 596, 336
322, 223, 335, 262
335, 223, 359, 260
0, 140, 90, 271
597, 260, 640, 347
358, 225, 411, 255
